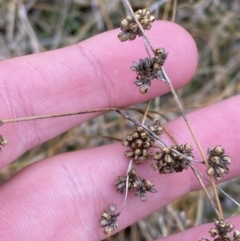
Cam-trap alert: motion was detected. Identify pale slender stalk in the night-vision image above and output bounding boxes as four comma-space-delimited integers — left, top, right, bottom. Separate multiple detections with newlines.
141, 100, 151, 124
171, 0, 177, 22
0, 108, 120, 125
191, 167, 220, 217
120, 158, 133, 213
189, 163, 240, 207
195, 190, 204, 226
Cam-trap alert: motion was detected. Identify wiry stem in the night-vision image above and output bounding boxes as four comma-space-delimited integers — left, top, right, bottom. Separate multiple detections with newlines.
0, 108, 121, 125
120, 158, 133, 213
190, 167, 220, 217
141, 100, 151, 124
189, 163, 240, 207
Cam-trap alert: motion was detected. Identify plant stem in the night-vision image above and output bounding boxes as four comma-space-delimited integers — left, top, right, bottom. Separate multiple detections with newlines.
0, 108, 120, 125
141, 100, 151, 124
120, 158, 133, 213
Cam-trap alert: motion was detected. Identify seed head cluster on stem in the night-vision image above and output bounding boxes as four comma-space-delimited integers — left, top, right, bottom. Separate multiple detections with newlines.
99, 0, 236, 237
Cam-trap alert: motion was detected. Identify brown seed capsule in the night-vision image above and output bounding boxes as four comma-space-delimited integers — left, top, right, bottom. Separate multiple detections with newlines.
127, 134, 134, 141
0, 135, 8, 147
149, 15, 155, 22
102, 211, 110, 220
135, 139, 143, 147
215, 167, 225, 175
125, 150, 134, 157
99, 219, 108, 227
143, 141, 151, 148
122, 140, 129, 147
104, 226, 113, 236
140, 18, 149, 27
142, 149, 149, 157
120, 18, 129, 29
222, 155, 231, 164
233, 230, 240, 239
117, 32, 129, 42
140, 131, 147, 139
212, 146, 224, 156
137, 156, 146, 163
132, 131, 140, 139
136, 126, 144, 132
210, 156, 220, 164
162, 146, 171, 154
128, 32, 137, 41
209, 228, 219, 237
207, 167, 215, 176
134, 148, 141, 156
129, 23, 138, 33
140, 84, 149, 94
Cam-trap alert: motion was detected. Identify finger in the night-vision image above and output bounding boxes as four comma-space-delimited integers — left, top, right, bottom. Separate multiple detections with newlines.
158, 216, 240, 241
0, 96, 239, 241
0, 21, 198, 167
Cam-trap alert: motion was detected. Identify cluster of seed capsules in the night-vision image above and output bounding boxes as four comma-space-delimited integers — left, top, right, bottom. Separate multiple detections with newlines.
99, 205, 119, 236
200, 218, 240, 241
0, 134, 7, 151
122, 120, 163, 164
152, 144, 194, 174
131, 47, 168, 93
118, 9, 155, 42
207, 146, 231, 181
115, 168, 156, 202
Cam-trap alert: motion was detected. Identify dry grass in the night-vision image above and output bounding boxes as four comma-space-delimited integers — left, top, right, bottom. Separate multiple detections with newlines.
0, 0, 240, 240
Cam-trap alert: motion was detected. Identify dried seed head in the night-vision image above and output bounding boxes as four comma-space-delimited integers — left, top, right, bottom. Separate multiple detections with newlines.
206, 218, 238, 241
148, 119, 163, 136
207, 166, 215, 176
152, 144, 193, 174
132, 56, 164, 94
139, 84, 150, 94
233, 230, 240, 240
207, 145, 231, 180
100, 204, 119, 236
0, 135, 7, 150
154, 47, 168, 66
115, 169, 157, 201
118, 9, 155, 42
122, 121, 163, 164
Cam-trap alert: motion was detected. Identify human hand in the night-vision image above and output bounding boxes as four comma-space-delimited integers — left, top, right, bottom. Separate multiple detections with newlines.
0, 21, 239, 241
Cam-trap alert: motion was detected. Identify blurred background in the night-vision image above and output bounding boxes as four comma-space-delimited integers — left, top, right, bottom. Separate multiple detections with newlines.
0, 0, 240, 240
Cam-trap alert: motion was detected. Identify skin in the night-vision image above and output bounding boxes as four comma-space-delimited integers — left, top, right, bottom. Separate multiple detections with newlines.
0, 21, 239, 241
